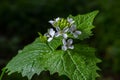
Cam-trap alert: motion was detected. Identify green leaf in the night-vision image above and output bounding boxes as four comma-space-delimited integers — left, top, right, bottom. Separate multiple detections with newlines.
47, 37, 62, 51
5, 38, 52, 79
45, 44, 101, 80
69, 11, 99, 40
5, 37, 100, 80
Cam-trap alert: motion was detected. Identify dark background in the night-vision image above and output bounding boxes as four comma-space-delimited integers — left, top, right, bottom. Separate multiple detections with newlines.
0, 0, 120, 80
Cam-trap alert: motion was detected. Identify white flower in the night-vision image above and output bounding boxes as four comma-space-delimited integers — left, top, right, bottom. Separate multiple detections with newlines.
69, 25, 82, 38
55, 27, 69, 39
44, 28, 55, 42
62, 39, 74, 51
67, 18, 75, 25
49, 17, 60, 25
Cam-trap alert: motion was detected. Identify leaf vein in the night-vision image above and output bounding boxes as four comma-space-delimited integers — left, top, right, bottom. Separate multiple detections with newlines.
67, 51, 86, 80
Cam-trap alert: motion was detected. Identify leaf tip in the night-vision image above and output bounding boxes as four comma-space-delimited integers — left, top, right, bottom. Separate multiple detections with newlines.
92, 10, 99, 16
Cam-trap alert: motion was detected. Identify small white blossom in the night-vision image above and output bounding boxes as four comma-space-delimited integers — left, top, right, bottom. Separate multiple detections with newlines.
49, 20, 54, 25
62, 39, 74, 51
69, 25, 82, 38
44, 28, 55, 42
67, 18, 75, 25
55, 27, 69, 39
49, 17, 60, 25
55, 17, 60, 22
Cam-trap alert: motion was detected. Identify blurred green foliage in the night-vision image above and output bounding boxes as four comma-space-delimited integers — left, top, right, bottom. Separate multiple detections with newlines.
0, 0, 120, 79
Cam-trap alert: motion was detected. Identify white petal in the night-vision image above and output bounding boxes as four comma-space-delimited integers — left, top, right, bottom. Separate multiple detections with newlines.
69, 25, 76, 32
73, 31, 81, 38
62, 39, 67, 45
67, 18, 75, 24
73, 33, 79, 38
55, 17, 60, 22
49, 28, 55, 37
62, 45, 67, 51
75, 31, 82, 35
47, 37, 53, 42
63, 34, 68, 39
70, 21, 75, 24
49, 20, 54, 24
67, 39, 73, 45
68, 45, 74, 49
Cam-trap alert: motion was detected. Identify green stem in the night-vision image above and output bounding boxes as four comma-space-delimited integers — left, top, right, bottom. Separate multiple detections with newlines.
0, 68, 6, 80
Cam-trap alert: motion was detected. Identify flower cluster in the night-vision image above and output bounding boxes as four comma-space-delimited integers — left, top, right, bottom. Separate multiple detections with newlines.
44, 17, 82, 51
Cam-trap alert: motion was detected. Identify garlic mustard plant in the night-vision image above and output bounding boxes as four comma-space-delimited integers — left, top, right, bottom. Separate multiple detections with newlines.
1, 11, 101, 80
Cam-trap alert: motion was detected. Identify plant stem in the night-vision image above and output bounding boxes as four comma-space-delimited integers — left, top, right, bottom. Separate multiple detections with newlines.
0, 68, 6, 80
